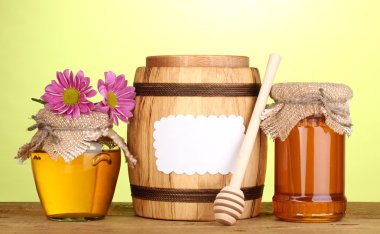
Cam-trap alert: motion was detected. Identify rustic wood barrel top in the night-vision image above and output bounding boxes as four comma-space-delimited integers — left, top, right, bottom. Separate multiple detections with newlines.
146, 55, 249, 67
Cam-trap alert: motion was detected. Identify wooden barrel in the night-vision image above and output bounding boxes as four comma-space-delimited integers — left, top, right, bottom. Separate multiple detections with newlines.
127, 55, 267, 220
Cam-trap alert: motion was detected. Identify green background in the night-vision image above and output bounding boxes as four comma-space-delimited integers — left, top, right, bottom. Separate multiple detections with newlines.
0, 0, 379, 202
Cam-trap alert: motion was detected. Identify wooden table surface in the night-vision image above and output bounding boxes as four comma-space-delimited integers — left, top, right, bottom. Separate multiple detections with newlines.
0, 202, 379, 234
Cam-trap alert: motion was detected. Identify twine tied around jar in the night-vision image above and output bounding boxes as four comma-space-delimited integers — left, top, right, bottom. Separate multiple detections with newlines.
260, 83, 353, 141
16, 109, 137, 166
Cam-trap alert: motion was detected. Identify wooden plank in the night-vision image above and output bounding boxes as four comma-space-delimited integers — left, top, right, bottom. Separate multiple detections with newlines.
0, 202, 379, 233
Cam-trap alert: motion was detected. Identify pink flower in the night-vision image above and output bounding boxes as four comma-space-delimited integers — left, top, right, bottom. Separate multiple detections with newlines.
41, 69, 96, 118
95, 71, 136, 125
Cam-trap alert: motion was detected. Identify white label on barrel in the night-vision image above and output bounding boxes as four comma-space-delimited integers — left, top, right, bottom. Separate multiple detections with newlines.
153, 115, 245, 175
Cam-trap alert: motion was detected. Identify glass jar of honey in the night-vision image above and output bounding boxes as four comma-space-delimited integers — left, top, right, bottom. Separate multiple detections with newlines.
273, 115, 346, 222
31, 138, 121, 221
16, 109, 136, 221
260, 83, 353, 222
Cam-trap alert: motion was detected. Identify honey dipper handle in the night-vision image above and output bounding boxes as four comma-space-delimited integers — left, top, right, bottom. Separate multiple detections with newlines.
230, 54, 281, 188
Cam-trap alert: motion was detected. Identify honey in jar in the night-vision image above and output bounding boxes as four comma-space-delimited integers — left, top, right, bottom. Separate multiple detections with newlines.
260, 83, 353, 222
273, 115, 346, 222
31, 144, 121, 221
16, 100, 136, 222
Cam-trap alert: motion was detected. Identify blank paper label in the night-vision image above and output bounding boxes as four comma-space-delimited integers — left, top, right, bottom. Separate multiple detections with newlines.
153, 115, 245, 175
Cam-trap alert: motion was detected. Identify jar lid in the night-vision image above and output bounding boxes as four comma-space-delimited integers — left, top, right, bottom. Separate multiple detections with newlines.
16, 109, 136, 165
260, 82, 353, 141
270, 82, 352, 102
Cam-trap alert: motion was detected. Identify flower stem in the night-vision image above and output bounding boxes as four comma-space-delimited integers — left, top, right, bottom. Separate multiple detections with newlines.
31, 98, 47, 105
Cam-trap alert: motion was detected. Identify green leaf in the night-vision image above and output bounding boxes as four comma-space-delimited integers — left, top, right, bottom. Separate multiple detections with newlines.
31, 98, 47, 105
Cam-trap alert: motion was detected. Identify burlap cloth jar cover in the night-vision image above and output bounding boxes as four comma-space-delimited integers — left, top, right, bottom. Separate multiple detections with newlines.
260, 83, 353, 140
16, 108, 136, 165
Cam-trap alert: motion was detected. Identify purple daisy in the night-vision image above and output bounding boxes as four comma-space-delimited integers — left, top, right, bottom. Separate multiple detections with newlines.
95, 71, 136, 125
41, 69, 96, 118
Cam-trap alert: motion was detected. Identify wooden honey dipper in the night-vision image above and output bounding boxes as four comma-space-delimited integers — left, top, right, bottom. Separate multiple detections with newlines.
213, 54, 281, 225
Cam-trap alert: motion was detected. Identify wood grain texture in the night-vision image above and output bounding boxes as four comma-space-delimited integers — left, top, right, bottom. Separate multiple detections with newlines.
146, 55, 249, 67
127, 55, 267, 220
1, 202, 379, 234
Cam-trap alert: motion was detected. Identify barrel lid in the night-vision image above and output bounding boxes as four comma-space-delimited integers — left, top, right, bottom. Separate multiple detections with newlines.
146, 55, 249, 68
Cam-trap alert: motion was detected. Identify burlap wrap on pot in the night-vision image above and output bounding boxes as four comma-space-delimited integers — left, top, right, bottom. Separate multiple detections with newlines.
16, 109, 136, 166
260, 83, 353, 141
